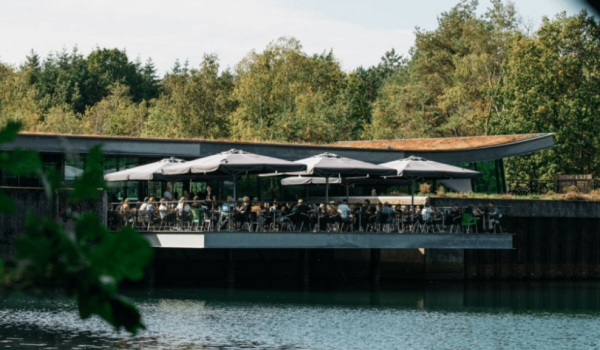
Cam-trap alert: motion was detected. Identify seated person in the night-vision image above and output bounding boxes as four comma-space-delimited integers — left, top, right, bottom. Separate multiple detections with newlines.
421, 204, 433, 222
121, 198, 132, 216
139, 197, 149, 212
296, 199, 310, 215
191, 195, 200, 208
487, 202, 500, 232
146, 197, 156, 221
445, 204, 462, 226
176, 197, 191, 216
337, 199, 351, 221
219, 196, 235, 229
163, 186, 174, 201
379, 202, 395, 215
158, 199, 168, 220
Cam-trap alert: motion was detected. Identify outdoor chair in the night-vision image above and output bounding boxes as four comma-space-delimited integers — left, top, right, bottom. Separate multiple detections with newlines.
461, 213, 478, 234
190, 208, 201, 231
176, 211, 190, 230
136, 210, 149, 231
489, 213, 503, 233
376, 214, 391, 233
201, 212, 215, 232
242, 212, 259, 232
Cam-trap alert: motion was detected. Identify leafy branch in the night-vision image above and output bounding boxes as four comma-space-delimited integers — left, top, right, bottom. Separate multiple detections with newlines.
0, 121, 153, 334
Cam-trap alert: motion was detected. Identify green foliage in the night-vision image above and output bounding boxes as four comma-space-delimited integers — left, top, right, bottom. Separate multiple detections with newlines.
1, 3, 600, 182
144, 54, 234, 139
0, 122, 152, 334
81, 84, 149, 136
36, 104, 83, 134
230, 37, 350, 143
0, 63, 41, 130
495, 10, 600, 179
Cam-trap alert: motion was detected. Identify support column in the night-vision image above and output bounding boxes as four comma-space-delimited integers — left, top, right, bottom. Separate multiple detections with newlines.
301, 249, 310, 287
226, 249, 235, 288
370, 249, 381, 284
425, 249, 465, 280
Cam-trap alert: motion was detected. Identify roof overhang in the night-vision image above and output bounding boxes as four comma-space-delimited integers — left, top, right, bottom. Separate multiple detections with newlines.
1, 132, 554, 164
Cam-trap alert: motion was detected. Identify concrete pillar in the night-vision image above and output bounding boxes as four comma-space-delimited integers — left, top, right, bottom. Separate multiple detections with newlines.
301, 249, 310, 287
425, 249, 465, 280
226, 249, 235, 287
370, 249, 381, 283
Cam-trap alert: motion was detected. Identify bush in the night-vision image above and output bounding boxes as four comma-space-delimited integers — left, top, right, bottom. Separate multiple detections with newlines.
589, 189, 600, 201
436, 186, 446, 197
419, 183, 431, 195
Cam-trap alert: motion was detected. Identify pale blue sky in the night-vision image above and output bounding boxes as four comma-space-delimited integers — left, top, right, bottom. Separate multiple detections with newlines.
0, 0, 595, 75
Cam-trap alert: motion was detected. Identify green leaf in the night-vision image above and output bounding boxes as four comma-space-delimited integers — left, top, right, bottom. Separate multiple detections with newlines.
0, 149, 42, 175
75, 215, 153, 282
0, 121, 22, 145
109, 294, 145, 334
0, 188, 15, 213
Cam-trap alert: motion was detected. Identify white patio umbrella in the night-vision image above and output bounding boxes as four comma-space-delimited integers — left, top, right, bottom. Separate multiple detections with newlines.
159, 149, 307, 201
381, 156, 481, 214
280, 176, 410, 200
104, 157, 186, 181
266, 153, 397, 207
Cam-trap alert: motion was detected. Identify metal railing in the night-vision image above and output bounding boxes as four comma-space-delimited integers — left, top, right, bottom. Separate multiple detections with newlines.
107, 200, 512, 234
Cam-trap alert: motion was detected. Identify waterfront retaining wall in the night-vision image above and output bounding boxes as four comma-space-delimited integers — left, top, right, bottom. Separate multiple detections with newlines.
431, 198, 600, 280
0, 186, 106, 260
3, 188, 600, 282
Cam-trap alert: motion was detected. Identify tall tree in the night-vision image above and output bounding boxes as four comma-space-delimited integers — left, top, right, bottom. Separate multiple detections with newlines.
34, 47, 90, 114
0, 63, 41, 130
143, 54, 234, 139
367, 0, 519, 139
81, 84, 148, 136
230, 37, 350, 143
495, 10, 600, 179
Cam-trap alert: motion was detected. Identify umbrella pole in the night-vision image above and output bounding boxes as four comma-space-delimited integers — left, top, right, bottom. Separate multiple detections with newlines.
233, 175, 237, 202
325, 177, 329, 232
411, 179, 415, 227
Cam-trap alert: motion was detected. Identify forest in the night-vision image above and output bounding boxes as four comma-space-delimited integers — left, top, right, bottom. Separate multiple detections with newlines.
1, 0, 599, 181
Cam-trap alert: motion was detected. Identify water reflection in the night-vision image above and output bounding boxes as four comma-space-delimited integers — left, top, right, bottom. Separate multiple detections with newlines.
1, 281, 600, 349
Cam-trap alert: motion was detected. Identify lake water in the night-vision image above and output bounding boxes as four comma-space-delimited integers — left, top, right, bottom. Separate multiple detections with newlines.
1, 281, 600, 349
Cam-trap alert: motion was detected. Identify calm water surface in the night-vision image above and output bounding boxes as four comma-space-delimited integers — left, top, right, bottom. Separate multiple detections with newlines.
1, 281, 600, 349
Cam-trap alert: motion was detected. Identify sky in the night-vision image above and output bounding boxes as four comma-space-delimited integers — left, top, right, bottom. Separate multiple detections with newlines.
0, 0, 596, 75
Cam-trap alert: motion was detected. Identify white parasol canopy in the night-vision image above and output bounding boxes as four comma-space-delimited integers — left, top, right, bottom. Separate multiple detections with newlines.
104, 157, 186, 181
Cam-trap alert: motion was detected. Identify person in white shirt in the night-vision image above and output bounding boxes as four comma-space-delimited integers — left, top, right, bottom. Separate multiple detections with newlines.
159, 198, 168, 220
337, 199, 351, 219
421, 204, 433, 221
139, 197, 149, 211
176, 197, 191, 214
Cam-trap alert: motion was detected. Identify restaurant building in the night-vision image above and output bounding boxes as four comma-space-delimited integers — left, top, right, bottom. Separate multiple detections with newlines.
0, 132, 554, 200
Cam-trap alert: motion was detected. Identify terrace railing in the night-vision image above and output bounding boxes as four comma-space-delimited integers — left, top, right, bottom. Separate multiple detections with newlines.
107, 200, 513, 235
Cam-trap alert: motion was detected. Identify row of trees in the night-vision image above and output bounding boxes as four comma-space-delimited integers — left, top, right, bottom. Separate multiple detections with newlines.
1, 0, 599, 180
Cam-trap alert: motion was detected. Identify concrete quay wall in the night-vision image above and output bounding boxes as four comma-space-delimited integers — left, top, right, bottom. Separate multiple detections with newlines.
0, 187, 106, 260
432, 197, 600, 280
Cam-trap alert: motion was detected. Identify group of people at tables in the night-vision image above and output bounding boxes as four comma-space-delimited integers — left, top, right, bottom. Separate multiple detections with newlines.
114, 187, 502, 233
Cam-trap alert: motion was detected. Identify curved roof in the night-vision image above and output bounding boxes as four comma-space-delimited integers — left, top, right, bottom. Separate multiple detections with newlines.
5, 132, 554, 164
331, 134, 548, 151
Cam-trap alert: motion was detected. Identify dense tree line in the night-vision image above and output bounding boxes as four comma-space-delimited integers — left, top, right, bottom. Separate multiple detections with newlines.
0, 0, 599, 180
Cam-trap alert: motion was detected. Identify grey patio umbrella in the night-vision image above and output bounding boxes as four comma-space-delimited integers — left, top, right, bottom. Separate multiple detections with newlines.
272, 153, 397, 207
381, 155, 481, 214
159, 149, 307, 201
281, 176, 409, 200
104, 157, 186, 181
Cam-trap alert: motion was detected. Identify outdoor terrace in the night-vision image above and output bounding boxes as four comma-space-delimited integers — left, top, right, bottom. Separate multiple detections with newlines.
108, 201, 514, 249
